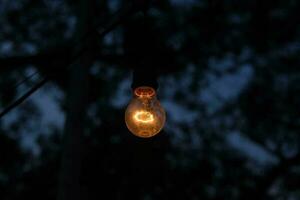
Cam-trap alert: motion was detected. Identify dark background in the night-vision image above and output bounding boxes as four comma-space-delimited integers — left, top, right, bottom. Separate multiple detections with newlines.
0, 0, 300, 199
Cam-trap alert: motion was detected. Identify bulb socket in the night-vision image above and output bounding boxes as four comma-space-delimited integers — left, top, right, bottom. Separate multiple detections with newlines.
134, 86, 156, 98
131, 68, 158, 90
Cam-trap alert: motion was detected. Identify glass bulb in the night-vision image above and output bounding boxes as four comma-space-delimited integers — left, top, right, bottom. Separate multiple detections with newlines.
125, 86, 166, 138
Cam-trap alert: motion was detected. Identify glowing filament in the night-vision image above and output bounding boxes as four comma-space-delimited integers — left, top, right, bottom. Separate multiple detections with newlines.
133, 111, 154, 123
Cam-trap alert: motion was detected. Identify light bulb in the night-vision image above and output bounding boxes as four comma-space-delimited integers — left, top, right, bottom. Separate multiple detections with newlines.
125, 86, 166, 138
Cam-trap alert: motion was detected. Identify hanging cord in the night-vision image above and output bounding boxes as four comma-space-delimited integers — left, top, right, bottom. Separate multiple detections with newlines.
0, 1, 145, 119
131, 1, 159, 90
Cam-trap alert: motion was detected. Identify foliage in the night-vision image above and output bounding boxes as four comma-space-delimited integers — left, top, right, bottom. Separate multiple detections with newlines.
0, 0, 299, 199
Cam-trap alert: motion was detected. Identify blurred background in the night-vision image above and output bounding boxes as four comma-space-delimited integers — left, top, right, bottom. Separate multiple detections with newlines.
0, 0, 300, 199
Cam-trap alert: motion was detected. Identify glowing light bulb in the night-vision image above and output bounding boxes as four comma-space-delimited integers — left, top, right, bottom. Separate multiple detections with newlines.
125, 86, 166, 138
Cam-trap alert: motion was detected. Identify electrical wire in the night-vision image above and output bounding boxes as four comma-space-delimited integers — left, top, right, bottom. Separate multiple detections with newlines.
0, 1, 141, 119
1, 69, 41, 94
0, 78, 48, 118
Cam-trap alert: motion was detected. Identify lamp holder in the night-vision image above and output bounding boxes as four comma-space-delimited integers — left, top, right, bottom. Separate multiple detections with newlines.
131, 67, 158, 90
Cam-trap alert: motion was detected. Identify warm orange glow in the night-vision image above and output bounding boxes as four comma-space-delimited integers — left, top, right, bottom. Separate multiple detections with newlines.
133, 111, 154, 123
125, 86, 166, 138
134, 87, 155, 98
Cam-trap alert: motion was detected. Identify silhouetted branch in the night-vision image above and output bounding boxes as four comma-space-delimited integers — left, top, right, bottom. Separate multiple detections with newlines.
0, 0, 144, 73
0, 45, 72, 72
0, 50, 126, 72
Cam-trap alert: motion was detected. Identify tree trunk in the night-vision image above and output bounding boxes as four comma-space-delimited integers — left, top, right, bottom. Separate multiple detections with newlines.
57, 0, 94, 199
